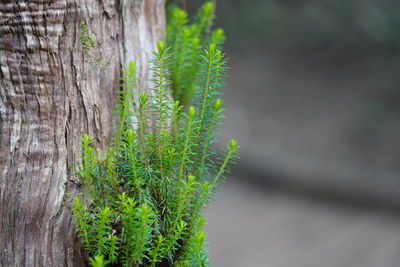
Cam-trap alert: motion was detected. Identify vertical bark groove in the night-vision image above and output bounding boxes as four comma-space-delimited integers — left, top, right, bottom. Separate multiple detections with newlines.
0, 0, 165, 265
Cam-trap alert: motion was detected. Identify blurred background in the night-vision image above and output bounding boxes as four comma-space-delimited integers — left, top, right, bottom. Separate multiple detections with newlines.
187, 0, 400, 266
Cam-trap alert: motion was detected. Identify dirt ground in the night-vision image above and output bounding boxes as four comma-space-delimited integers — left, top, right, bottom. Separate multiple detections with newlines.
205, 177, 400, 267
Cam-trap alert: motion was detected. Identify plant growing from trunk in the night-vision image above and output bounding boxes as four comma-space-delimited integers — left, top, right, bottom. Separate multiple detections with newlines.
71, 2, 238, 266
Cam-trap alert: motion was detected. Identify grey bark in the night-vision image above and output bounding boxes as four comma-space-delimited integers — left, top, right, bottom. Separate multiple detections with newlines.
0, 0, 165, 266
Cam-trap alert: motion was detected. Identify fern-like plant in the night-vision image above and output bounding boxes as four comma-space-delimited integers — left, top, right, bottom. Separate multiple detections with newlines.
72, 2, 238, 267
167, 1, 225, 107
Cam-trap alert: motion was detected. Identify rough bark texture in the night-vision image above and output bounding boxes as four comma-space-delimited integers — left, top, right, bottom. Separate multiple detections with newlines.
0, 0, 165, 266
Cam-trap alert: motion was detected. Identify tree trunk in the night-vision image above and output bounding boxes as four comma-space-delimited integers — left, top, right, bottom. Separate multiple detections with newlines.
0, 0, 165, 266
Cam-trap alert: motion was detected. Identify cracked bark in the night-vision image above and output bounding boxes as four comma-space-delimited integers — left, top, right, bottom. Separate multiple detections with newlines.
0, 0, 165, 266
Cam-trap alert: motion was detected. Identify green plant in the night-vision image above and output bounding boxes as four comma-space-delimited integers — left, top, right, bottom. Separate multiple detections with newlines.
167, 1, 225, 107
72, 2, 238, 266
79, 22, 96, 58
79, 22, 108, 67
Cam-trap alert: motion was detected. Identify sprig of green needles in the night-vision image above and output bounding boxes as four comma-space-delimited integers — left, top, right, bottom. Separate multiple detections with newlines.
72, 2, 239, 266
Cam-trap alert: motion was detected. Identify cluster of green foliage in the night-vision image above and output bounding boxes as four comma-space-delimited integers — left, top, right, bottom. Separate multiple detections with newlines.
79, 22, 107, 67
167, 1, 225, 107
72, 2, 238, 266
79, 22, 96, 58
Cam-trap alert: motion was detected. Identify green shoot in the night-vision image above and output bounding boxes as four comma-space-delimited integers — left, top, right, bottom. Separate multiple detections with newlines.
72, 2, 238, 266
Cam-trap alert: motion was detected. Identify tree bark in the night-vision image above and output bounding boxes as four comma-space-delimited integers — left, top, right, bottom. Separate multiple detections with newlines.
0, 0, 165, 266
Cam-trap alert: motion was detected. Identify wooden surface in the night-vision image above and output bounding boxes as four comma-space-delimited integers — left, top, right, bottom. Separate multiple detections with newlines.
0, 1, 165, 265
205, 177, 400, 267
